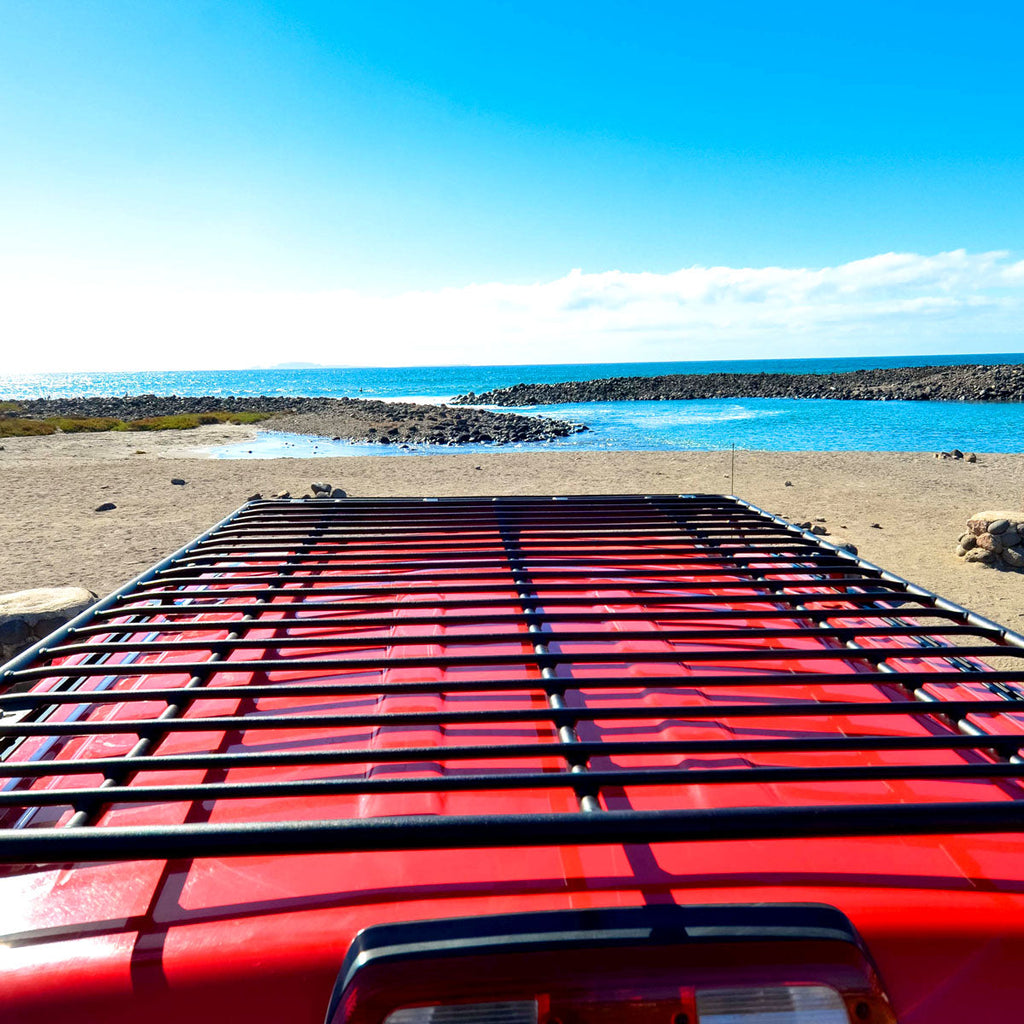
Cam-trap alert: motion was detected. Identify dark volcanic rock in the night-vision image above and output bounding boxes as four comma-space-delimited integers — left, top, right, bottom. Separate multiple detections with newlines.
3, 394, 586, 446
452, 363, 1024, 407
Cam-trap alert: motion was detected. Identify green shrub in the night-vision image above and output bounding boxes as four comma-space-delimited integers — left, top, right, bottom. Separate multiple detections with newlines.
49, 417, 124, 432
0, 418, 57, 436
119, 411, 274, 431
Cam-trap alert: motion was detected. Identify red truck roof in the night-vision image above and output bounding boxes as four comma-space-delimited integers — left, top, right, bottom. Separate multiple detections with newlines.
1, 494, 1023, 1023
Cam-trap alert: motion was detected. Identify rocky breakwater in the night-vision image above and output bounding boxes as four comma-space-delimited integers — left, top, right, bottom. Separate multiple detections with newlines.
267, 397, 586, 445
8, 394, 586, 445
453, 363, 1024, 406
957, 512, 1024, 569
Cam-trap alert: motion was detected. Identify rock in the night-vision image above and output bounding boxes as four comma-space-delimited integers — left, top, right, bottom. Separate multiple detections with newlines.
810, 525, 828, 535
784, 480, 792, 486
246, 493, 262, 501
272, 491, 291, 499
1001, 529, 1020, 548
838, 542, 858, 554
990, 519, 1010, 535
330, 488, 347, 498
95, 502, 117, 512
966, 452, 977, 462
314, 490, 331, 498
977, 533, 1002, 553
969, 511, 1022, 532
475, 466, 483, 471
951, 448, 964, 459
310, 482, 331, 494
814, 517, 826, 523
799, 521, 812, 529
958, 533, 977, 550
1002, 546, 1024, 568
956, 545, 969, 557
171, 478, 187, 485
870, 523, 882, 529
965, 547, 995, 563
0, 587, 97, 630
0, 618, 30, 645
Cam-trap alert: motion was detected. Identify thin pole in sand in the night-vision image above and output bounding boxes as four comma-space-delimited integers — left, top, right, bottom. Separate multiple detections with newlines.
730, 442, 735, 495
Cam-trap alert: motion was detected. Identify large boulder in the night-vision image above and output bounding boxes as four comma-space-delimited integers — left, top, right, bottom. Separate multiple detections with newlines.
0, 587, 97, 664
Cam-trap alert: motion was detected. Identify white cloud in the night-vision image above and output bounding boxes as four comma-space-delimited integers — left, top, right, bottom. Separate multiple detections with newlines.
2, 249, 1022, 372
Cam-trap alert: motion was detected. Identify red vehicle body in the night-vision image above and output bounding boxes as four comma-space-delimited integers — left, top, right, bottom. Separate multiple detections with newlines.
1, 494, 1023, 1023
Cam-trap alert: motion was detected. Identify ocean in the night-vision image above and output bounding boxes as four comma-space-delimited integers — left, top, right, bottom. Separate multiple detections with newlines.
3, 353, 1024, 457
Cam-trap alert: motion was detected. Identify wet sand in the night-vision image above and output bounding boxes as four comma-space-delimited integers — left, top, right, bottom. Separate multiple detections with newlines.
1, 424, 1022, 632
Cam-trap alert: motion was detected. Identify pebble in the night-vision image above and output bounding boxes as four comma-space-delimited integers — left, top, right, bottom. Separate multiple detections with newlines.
810, 525, 828, 535
838, 542, 858, 554
171, 478, 186, 486
784, 481, 792, 486
95, 502, 116, 512
966, 453, 977, 462
246, 493, 262, 501
990, 519, 1010, 535
331, 488, 347, 498
272, 491, 290, 499
310, 482, 331, 494
870, 523, 882, 529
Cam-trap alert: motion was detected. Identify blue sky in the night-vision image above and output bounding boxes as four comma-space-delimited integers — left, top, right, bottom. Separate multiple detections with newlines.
1, 1, 1022, 370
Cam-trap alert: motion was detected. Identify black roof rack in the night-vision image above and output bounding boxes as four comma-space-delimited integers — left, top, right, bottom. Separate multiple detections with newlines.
2, 493, 1024, 864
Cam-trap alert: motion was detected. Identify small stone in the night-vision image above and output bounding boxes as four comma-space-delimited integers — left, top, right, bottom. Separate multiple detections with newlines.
951, 448, 964, 459
966, 453, 977, 462
1001, 530, 1020, 549
246, 492, 262, 502
1002, 546, 1024, 568
315, 490, 331, 498
171, 478, 186, 486
870, 523, 882, 529
784, 480, 793, 486
810, 525, 828, 535
272, 491, 290, 499
956, 545, 969, 557
990, 519, 1010, 535
814, 517, 826, 523
839, 542, 858, 554
332, 436, 341, 441
799, 521, 812, 529
330, 487, 347, 498
311, 481, 331, 494
475, 466, 483, 471
978, 533, 1002, 553
95, 502, 116, 512
965, 547, 995, 564
958, 533, 977, 550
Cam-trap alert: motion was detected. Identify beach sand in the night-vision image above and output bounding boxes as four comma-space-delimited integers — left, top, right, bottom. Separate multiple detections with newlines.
1, 423, 1022, 632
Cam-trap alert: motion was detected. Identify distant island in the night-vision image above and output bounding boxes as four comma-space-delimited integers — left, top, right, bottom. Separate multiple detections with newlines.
453, 363, 1024, 406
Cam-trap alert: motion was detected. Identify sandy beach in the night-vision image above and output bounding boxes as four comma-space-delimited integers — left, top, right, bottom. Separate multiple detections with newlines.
1, 423, 1022, 632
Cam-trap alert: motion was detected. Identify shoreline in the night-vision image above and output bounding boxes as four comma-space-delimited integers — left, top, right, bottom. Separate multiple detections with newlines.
1, 432, 1022, 633
1, 394, 584, 445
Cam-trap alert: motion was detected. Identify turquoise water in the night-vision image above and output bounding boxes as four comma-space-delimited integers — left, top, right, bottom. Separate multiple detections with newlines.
3, 355, 1023, 455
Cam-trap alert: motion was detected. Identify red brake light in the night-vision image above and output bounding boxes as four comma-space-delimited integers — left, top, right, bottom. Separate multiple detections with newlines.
329, 906, 896, 1024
